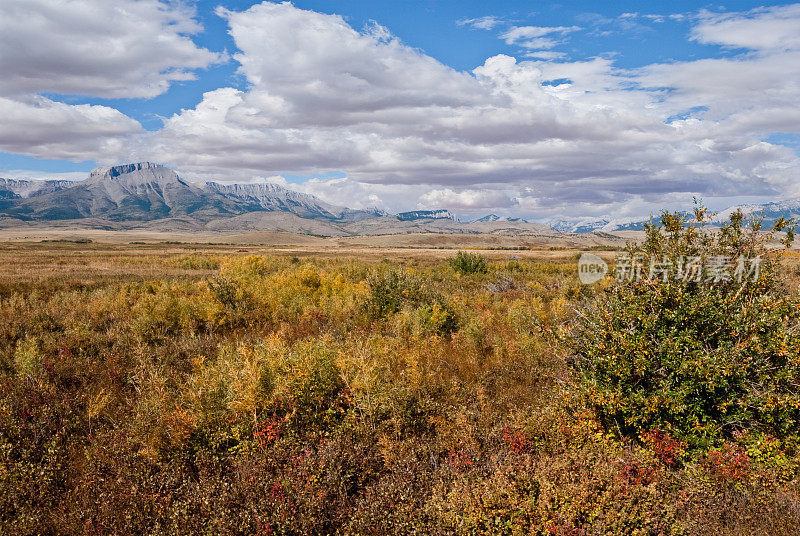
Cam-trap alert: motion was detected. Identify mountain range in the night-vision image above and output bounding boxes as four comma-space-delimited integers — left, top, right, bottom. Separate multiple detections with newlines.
0, 162, 555, 237
545, 200, 800, 233
472, 214, 529, 223
1, 162, 796, 236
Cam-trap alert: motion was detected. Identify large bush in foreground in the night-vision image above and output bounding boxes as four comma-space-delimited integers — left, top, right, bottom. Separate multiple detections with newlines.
570, 205, 800, 449
449, 251, 488, 274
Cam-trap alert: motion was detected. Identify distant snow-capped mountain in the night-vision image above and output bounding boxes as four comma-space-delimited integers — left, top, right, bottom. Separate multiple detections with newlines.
711, 199, 800, 228
545, 216, 651, 233
0, 177, 73, 199
545, 218, 607, 233
472, 214, 529, 223
548, 198, 800, 233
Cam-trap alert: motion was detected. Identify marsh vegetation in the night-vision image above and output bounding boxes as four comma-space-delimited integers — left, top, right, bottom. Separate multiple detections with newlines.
2, 213, 800, 535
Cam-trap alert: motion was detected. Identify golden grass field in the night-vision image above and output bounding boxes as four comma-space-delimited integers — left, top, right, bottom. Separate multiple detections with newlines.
2, 232, 800, 535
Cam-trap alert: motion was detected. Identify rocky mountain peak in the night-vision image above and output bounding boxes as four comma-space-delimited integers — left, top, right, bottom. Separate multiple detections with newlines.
87, 162, 181, 185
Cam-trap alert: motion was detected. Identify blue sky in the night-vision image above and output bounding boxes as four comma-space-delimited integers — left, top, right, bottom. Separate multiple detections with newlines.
18, 1, 782, 131
1, 0, 800, 219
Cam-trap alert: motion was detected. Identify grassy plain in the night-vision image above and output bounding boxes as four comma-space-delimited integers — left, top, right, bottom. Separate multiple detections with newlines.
1, 237, 800, 535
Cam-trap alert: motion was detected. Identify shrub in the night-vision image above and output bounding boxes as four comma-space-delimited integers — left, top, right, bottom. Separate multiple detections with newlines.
365, 267, 424, 319
187, 336, 347, 451
411, 301, 459, 336
449, 251, 488, 274
172, 255, 220, 270
209, 256, 367, 330
13, 337, 41, 378
570, 203, 800, 449
4, 243, 800, 534
208, 274, 254, 317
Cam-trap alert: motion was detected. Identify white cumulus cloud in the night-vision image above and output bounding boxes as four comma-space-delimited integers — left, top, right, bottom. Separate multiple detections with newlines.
691, 4, 800, 52
0, 0, 224, 99
0, 95, 141, 161
0, 0, 223, 164
128, 2, 800, 219
3, 1, 800, 219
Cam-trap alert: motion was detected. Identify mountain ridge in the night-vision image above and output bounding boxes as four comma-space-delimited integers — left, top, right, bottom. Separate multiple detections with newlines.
543, 200, 800, 233
0, 178, 73, 202
0, 163, 556, 237
0, 163, 380, 225
6, 162, 794, 237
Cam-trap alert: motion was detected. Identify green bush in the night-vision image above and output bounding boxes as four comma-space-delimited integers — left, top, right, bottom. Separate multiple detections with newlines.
449, 251, 488, 274
13, 337, 40, 377
365, 267, 424, 318
412, 300, 459, 336
570, 204, 800, 449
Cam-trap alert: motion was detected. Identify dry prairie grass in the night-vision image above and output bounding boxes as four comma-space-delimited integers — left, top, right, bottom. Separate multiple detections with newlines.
1, 238, 799, 535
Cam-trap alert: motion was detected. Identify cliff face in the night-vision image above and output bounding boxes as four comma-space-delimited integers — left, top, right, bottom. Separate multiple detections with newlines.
0, 162, 565, 236
0, 162, 378, 225
396, 209, 455, 221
